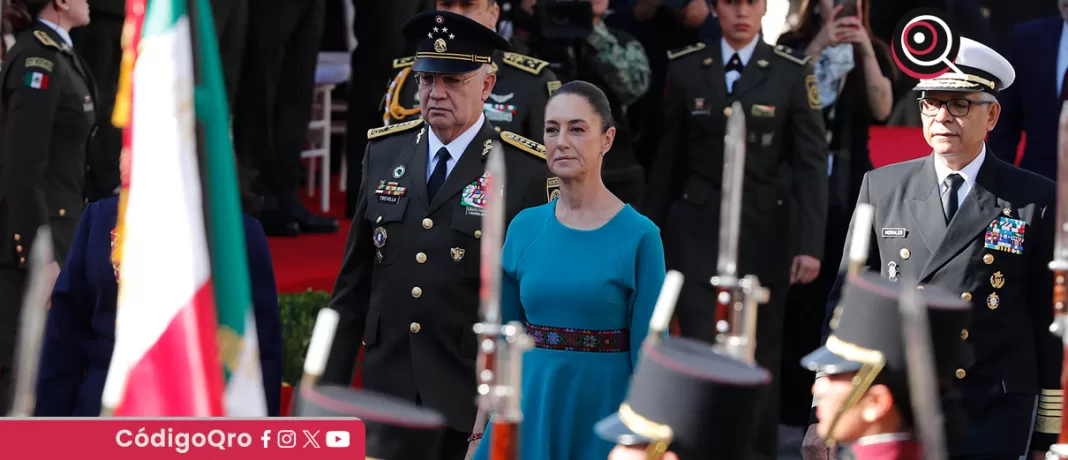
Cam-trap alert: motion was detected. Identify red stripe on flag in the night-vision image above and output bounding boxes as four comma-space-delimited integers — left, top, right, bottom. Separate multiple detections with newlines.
116, 281, 225, 416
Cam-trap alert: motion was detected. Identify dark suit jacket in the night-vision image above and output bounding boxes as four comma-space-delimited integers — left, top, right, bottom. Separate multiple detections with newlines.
989, 16, 1064, 181
324, 119, 552, 433
34, 197, 284, 416
0, 23, 98, 269
824, 152, 1061, 454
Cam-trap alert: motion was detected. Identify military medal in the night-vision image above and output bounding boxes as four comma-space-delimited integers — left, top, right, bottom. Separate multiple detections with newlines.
373, 227, 388, 248
375, 180, 408, 204
986, 292, 1000, 310
990, 271, 1005, 289
984, 216, 1026, 255
887, 261, 899, 282
451, 247, 465, 262
461, 173, 489, 216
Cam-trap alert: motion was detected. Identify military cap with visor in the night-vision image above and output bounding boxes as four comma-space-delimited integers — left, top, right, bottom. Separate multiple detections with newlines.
401, 10, 512, 75
913, 36, 1015, 96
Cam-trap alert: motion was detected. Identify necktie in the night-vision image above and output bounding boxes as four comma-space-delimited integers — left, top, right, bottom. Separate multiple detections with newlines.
942, 173, 964, 223
428, 147, 449, 200
725, 53, 744, 73
1060, 65, 1068, 102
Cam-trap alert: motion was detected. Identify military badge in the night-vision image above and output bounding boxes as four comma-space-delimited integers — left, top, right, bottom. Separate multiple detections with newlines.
461, 174, 489, 216
805, 74, 820, 110
881, 228, 906, 238
751, 104, 776, 117
375, 180, 407, 204
373, 227, 388, 248
691, 98, 710, 116
547, 80, 562, 96
546, 177, 562, 202
451, 247, 465, 262
393, 165, 406, 178
984, 216, 1026, 255
482, 139, 493, 156
987, 292, 1000, 310
887, 261, 899, 282
25, 57, 53, 72
990, 271, 1005, 289
484, 103, 517, 123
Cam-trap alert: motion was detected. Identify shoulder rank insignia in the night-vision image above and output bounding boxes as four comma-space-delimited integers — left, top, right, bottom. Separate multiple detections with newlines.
501, 52, 549, 75
667, 42, 706, 61
773, 45, 811, 66
33, 30, 64, 51
367, 118, 424, 140
500, 131, 546, 160
393, 56, 416, 69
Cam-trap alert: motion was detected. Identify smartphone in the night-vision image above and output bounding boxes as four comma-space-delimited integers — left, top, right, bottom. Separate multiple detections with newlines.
833, 0, 859, 18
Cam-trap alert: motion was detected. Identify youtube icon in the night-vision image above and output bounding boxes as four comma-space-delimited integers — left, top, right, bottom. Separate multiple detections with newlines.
326, 431, 350, 448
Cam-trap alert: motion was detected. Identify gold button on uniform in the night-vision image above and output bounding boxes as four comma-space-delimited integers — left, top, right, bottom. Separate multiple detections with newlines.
416, 252, 427, 264
13, 234, 20, 241
983, 254, 994, 265
723, 106, 733, 117
960, 292, 972, 301
422, 218, 434, 229
955, 368, 966, 379
19, 257, 25, 264
409, 322, 421, 334
900, 248, 911, 260
15, 245, 22, 253
961, 329, 969, 340
58, 208, 66, 217
474, 230, 482, 239
411, 287, 423, 298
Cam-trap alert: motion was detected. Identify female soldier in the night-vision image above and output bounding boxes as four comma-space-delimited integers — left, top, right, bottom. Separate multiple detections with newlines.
0, 0, 94, 415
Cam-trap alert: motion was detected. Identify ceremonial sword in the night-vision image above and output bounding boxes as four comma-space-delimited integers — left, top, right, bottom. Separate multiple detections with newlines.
9, 226, 53, 417
473, 142, 532, 460
1047, 101, 1068, 459
709, 101, 768, 365
898, 287, 948, 460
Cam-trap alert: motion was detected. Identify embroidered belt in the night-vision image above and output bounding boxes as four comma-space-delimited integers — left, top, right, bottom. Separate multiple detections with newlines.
525, 323, 630, 353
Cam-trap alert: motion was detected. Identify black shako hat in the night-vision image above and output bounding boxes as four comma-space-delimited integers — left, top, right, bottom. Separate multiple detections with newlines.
401, 10, 511, 74
594, 337, 771, 459
295, 384, 445, 460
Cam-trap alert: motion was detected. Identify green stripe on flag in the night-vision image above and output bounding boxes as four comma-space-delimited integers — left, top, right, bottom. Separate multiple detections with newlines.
141, 0, 185, 37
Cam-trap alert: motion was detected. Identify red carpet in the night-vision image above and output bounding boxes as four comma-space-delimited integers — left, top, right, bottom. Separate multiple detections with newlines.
270, 127, 1024, 295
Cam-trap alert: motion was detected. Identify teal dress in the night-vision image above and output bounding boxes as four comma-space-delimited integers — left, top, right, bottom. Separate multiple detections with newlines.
473, 201, 666, 460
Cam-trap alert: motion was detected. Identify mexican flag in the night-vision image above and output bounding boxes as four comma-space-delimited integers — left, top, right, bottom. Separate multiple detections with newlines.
101, 0, 265, 416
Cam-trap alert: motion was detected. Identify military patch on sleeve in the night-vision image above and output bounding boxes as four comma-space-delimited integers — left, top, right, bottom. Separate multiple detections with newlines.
25, 57, 53, 72
500, 131, 546, 160
33, 30, 63, 51
667, 42, 706, 61
805, 75, 820, 110
393, 56, 416, 69
774, 45, 811, 66
24, 71, 49, 90
546, 177, 561, 202
547, 80, 562, 96
502, 52, 549, 75
367, 118, 424, 140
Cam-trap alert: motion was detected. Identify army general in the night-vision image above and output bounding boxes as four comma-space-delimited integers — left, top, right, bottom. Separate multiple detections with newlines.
640, 0, 828, 457
814, 37, 1062, 460
322, 11, 554, 460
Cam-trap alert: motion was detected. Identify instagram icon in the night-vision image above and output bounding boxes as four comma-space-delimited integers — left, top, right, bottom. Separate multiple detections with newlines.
277, 430, 297, 448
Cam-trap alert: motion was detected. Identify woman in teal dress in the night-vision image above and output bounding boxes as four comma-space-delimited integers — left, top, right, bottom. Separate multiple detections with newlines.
471, 81, 666, 460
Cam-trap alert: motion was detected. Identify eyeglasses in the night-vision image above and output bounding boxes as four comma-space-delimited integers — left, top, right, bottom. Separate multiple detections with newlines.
917, 97, 993, 117
415, 72, 478, 90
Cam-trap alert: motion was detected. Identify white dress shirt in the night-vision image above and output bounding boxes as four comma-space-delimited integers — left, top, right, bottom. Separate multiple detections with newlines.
933, 144, 986, 207
37, 18, 73, 48
426, 114, 486, 181
1057, 21, 1068, 97
721, 34, 760, 94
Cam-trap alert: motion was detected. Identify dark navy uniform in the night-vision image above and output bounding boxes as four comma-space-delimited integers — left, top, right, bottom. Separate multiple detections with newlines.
323, 11, 554, 460
641, 38, 828, 459
0, 22, 97, 415
382, 50, 560, 143
824, 37, 1062, 456
804, 271, 971, 456
595, 337, 771, 459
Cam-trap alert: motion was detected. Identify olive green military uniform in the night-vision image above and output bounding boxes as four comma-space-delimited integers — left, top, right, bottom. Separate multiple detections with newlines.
382, 50, 560, 143
324, 119, 555, 459
72, 0, 123, 202
642, 40, 828, 460
0, 23, 98, 414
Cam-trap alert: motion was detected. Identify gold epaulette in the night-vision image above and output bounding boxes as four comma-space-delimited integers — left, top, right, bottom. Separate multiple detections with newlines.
368, 119, 423, 140
1037, 389, 1063, 434
500, 131, 546, 160
667, 42, 705, 60
501, 52, 549, 75
773, 45, 811, 66
33, 31, 63, 51
393, 56, 415, 69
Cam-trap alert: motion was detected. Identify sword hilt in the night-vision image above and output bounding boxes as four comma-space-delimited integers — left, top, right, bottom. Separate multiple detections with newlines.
709, 274, 768, 365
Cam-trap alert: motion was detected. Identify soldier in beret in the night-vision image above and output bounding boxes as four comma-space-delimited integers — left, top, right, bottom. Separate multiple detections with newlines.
322, 10, 554, 460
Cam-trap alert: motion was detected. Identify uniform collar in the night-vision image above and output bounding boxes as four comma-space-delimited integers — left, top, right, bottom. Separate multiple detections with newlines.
933, 143, 986, 189
38, 18, 73, 48
427, 113, 486, 164
721, 34, 761, 67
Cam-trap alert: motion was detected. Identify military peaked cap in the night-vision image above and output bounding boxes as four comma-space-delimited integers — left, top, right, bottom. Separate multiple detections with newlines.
401, 11, 511, 74
914, 37, 1015, 95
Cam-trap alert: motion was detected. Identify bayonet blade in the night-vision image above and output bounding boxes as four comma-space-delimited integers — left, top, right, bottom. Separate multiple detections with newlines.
9, 226, 53, 416
717, 101, 746, 279
480, 141, 506, 326
898, 287, 948, 460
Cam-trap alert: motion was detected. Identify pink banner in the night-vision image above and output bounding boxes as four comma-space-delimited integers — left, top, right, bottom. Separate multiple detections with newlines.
0, 418, 365, 459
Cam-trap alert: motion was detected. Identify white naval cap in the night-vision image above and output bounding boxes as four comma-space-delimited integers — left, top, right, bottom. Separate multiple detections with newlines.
914, 36, 1015, 95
